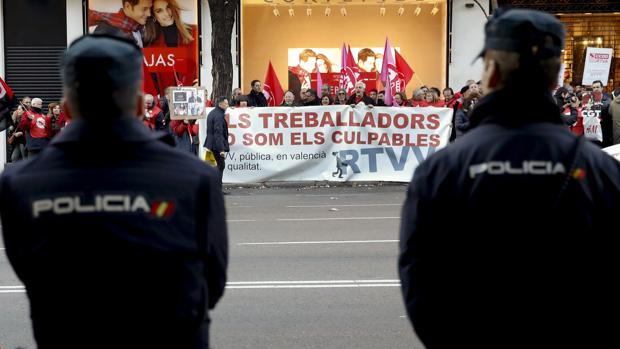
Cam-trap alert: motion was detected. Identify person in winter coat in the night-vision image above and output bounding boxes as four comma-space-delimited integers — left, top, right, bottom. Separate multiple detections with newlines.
393, 92, 410, 107
346, 81, 375, 106
399, 9, 620, 349
280, 90, 297, 107
143, 94, 166, 131
8, 105, 27, 161
443, 87, 458, 108
204, 97, 230, 183
247, 80, 267, 107
18, 97, 51, 157
334, 88, 348, 105
582, 80, 613, 146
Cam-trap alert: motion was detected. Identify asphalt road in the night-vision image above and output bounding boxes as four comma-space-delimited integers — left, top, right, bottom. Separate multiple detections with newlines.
0, 185, 425, 349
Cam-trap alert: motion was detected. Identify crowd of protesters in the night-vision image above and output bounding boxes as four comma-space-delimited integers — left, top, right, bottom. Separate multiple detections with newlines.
230, 77, 620, 148
5, 96, 68, 162
552, 80, 620, 147
5, 86, 209, 162
6, 77, 620, 163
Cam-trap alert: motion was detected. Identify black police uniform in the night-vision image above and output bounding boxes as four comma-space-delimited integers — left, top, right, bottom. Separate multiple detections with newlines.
399, 9, 620, 348
0, 35, 228, 349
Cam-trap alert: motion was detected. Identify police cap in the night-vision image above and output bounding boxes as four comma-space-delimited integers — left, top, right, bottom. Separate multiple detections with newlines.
62, 34, 143, 91
478, 8, 565, 60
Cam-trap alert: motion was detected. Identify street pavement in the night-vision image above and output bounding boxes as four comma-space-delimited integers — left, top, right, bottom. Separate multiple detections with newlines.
0, 185, 425, 349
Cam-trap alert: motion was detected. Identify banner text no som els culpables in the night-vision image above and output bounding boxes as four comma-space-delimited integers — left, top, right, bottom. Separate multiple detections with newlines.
199, 105, 453, 183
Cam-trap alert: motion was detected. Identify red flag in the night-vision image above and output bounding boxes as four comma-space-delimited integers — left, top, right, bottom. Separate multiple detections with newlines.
346, 45, 357, 69
0, 76, 15, 132
394, 50, 414, 86
263, 61, 284, 107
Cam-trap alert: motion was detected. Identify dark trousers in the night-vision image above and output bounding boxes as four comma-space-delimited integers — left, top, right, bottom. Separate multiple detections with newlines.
215, 155, 225, 185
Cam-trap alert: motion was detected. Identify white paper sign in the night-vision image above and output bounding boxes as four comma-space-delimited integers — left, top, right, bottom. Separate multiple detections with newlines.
582, 47, 613, 86
557, 63, 565, 89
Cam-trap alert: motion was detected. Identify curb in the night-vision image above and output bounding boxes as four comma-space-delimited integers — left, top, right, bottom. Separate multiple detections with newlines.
223, 181, 409, 190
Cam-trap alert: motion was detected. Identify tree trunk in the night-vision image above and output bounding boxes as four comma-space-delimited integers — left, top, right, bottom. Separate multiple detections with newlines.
208, 0, 239, 101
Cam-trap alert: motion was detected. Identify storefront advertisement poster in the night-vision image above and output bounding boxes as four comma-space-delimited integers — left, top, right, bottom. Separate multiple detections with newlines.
87, 0, 199, 98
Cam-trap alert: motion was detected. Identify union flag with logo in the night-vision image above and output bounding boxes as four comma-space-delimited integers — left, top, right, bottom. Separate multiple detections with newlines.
339, 43, 360, 96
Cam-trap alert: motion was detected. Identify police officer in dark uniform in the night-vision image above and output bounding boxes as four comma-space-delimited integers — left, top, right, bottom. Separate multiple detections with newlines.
399, 9, 620, 348
0, 34, 228, 349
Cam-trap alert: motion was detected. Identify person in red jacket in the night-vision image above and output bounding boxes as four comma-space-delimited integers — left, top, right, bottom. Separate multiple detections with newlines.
443, 87, 459, 108
394, 92, 410, 107
170, 118, 199, 155
418, 90, 445, 107
18, 97, 51, 157
143, 94, 166, 131
143, 0, 198, 98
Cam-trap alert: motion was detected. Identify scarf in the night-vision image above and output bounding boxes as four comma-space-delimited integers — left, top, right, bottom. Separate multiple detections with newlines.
89, 9, 142, 36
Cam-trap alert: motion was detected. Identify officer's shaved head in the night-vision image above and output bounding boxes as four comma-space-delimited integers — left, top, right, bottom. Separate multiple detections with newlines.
62, 34, 143, 120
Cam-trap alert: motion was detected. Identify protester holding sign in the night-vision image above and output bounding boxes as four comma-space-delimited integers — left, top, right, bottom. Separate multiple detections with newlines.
582, 80, 613, 146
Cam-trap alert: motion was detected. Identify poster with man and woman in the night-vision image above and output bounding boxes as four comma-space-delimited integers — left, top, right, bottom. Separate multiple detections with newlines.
87, 0, 199, 99
287, 46, 399, 99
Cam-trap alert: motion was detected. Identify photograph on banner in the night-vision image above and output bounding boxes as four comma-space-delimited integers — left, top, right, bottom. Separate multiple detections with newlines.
87, 0, 199, 99
288, 48, 341, 101
167, 86, 206, 120
206, 105, 453, 183
581, 47, 613, 86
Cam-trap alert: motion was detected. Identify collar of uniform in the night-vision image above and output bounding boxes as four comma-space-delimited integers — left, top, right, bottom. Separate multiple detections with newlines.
51, 116, 165, 145
469, 86, 562, 129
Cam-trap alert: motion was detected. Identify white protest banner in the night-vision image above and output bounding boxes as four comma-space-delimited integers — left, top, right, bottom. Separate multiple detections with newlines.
603, 144, 620, 162
582, 47, 613, 86
199, 105, 453, 183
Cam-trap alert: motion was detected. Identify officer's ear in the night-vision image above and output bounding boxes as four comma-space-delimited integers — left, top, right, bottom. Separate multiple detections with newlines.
136, 91, 144, 117
481, 58, 500, 94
